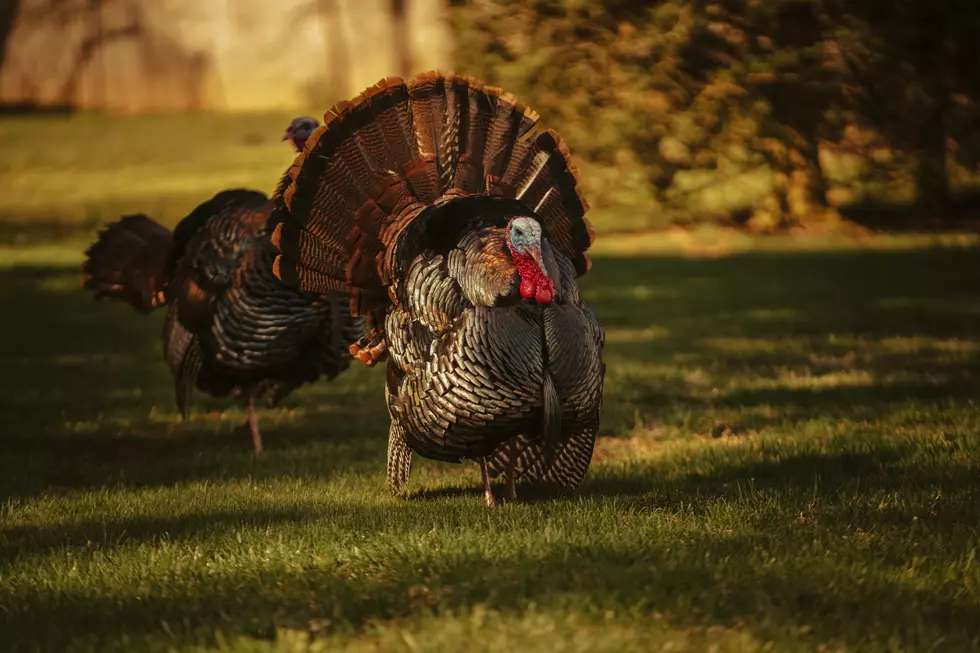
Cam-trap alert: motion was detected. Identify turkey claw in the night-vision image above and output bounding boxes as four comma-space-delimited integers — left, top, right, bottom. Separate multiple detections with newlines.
349, 336, 388, 367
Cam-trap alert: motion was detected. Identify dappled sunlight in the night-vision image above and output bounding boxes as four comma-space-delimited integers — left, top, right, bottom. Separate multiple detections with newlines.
0, 114, 298, 227
878, 336, 980, 355
0, 241, 89, 269
603, 326, 671, 344
705, 336, 809, 355
584, 283, 687, 302
877, 296, 980, 313
748, 368, 876, 391
1, 235, 979, 651
2, 0, 980, 641
739, 307, 800, 322
591, 229, 980, 258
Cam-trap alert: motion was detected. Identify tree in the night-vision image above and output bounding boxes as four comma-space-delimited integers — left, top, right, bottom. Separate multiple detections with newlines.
391, 0, 411, 76
826, 0, 980, 217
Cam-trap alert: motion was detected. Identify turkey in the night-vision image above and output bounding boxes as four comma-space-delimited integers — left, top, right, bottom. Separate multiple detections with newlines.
283, 117, 320, 152
270, 72, 605, 505
82, 118, 363, 455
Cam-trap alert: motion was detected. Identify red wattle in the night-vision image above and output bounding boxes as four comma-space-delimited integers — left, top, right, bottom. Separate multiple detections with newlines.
535, 283, 554, 304
510, 246, 554, 305
520, 277, 536, 300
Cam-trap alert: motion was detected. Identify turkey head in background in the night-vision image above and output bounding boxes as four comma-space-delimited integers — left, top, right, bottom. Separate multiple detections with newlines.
282, 117, 320, 152
270, 72, 606, 507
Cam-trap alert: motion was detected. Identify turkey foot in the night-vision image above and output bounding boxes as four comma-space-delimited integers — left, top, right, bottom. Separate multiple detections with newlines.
349, 333, 388, 367
480, 458, 498, 508
234, 396, 263, 455
386, 421, 413, 497
505, 441, 518, 502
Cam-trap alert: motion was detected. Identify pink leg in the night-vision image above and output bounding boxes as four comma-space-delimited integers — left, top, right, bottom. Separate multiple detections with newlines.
505, 441, 517, 502
480, 458, 497, 508
246, 396, 262, 456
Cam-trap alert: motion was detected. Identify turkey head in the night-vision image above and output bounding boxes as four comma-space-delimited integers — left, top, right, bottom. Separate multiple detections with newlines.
282, 117, 320, 152
506, 217, 554, 305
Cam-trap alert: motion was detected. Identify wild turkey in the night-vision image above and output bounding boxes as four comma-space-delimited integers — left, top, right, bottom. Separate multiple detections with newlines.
82, 119, 363, 454
283, 117, 320, 152
270, 72, 605, 505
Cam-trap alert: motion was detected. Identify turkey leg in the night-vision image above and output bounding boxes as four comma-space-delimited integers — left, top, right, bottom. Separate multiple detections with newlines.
480, 458, 498, 508
386, 421, 413, 497
505, 440, 518, 502
245, 396, 262, 456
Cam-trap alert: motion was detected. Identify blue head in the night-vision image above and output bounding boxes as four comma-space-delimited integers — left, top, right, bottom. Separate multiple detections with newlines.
283, 116, 320, 153
506, 217, 543, 257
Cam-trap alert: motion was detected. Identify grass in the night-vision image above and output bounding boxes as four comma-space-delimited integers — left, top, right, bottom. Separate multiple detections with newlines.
1, 113, 979, 652
0, 112, 301, 240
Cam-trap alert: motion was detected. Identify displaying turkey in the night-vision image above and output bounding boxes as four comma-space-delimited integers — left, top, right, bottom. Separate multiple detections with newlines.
270, 72, 605, 505
82, 119, 363, 455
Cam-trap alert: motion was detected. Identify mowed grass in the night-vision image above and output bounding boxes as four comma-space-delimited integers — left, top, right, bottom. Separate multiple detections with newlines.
1, 114, 980, 652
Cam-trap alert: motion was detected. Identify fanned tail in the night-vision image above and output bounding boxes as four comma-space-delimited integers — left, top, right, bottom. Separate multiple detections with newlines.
269, 71, 595, 322
82, 214, 173, 313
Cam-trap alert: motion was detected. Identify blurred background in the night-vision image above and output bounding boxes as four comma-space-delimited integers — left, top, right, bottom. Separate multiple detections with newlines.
2, 0, 979, 237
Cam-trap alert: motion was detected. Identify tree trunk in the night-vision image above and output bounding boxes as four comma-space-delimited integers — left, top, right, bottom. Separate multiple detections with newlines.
911, 3, 952, 221
391, 0, 411, 77
914, 102, 950, 219
781, 140, 835, 228
0, 0, 22, 71
317, 0, 351, 101
800, 139, 829, 209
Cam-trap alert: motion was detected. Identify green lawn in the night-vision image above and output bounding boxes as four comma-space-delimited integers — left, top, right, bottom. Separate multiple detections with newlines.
1, 114, 979, 652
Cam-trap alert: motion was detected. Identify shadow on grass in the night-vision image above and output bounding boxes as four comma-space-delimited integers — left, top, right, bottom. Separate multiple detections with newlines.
2, 245, 980, 498
0, 505, 326, 566
3, 458, 979, 651
584, 445, 977, 519
588, 246, 980, 437
414, 441, 978, 543
0, 244, 980, 496
0, 265, 389, 499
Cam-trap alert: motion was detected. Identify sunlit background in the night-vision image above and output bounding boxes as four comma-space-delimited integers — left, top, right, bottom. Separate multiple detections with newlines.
3, 1, 979, 236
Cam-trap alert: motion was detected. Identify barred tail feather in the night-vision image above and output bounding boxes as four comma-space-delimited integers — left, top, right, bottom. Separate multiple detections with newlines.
175, 338, 203, 419
270, 71, 595, 316
82, 214, 173, 314
542, 368, 562, 468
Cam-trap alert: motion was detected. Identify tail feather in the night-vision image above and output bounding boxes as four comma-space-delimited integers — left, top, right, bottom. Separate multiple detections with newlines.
82, 214, 173, 314
162, 307, 200, 418
175, 337, 203, 419
271, 71, 595, 316
482, 91, 525, 184
455, 78, 494, 193
542, 368, 563, 468
408, 73, 448, 171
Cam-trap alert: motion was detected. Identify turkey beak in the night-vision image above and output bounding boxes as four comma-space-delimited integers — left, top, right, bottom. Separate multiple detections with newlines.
529, 244, 551, 281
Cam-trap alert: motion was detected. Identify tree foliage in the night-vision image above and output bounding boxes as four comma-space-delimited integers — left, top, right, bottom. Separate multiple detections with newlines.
450, 0, 980, 231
